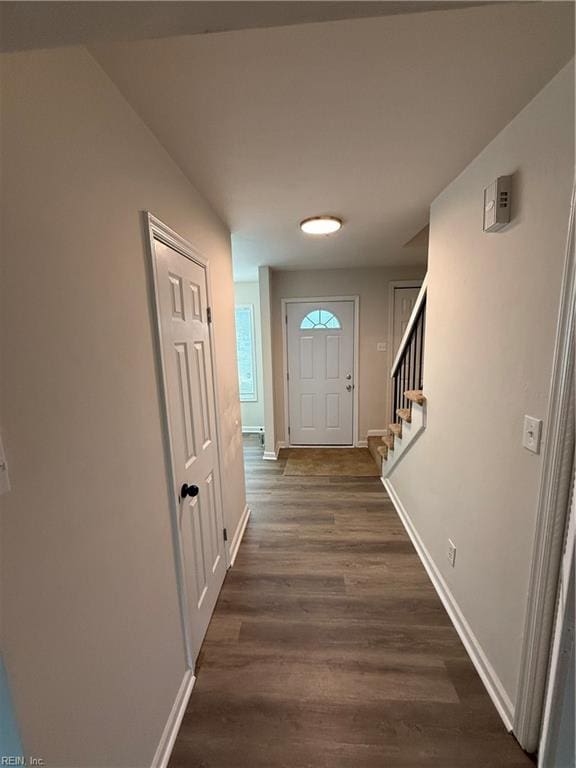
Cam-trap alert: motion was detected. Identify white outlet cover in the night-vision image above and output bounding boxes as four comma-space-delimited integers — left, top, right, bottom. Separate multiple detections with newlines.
376, 342, 387, 352
523, 416, 542, 454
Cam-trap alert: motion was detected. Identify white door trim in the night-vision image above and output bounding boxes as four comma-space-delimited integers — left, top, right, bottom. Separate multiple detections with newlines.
538, 475, 574, 766
514, 183, 576, 751
281, 296, 360, 447
144, 212, 229, 672
259, 267, 277, 459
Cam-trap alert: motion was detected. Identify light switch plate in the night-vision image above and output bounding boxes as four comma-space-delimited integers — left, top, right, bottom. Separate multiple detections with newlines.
483, 175, 512, 232
523, 416, 542, 454
0, 432, 11, 495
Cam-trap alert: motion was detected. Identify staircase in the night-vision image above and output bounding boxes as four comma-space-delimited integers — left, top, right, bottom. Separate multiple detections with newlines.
368, 276, 428, 477
368, 390, 426, 476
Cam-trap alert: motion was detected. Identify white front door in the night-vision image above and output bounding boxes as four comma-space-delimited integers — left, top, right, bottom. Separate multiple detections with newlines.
286, 300, 355, 445
151, 236, 226, 663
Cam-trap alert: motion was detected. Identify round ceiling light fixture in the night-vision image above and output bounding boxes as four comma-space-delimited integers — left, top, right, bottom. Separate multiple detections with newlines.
300, 215, 342, 236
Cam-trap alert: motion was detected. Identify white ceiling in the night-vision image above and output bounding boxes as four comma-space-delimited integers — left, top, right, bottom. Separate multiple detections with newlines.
0, 1, 491, 52
90, 3, 574, 280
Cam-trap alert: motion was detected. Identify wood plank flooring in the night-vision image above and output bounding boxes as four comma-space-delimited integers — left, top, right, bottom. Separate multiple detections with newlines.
169, 436, 534, 768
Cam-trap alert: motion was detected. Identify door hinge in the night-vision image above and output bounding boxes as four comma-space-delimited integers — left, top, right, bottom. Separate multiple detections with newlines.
223, 527, 228, 542
287, 371, 289, 381
285, 314, 288, 325
207, 306, 212, 324
288, 426, 291, 437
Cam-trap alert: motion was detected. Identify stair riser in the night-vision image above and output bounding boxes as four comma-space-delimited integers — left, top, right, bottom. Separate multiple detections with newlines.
382, 401, 426, 479
397, 408, 412, 424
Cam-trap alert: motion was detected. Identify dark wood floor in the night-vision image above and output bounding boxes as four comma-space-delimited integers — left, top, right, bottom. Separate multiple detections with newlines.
169, 435, 533, 768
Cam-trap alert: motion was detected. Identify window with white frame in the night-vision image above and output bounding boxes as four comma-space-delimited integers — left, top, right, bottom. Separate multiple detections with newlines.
300, 309, 341, 329
235, 304, 257, 402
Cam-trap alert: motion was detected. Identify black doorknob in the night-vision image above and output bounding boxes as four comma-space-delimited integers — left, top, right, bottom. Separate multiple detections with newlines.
180, 483, 199, 499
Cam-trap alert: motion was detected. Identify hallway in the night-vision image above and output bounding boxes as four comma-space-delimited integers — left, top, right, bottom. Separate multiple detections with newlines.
169, 436, 533, 767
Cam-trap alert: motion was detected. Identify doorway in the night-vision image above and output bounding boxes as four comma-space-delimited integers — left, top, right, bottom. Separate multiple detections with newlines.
283, 297, 359, 446
146, 214, 227, 667
392, 284, 421, 357
387, 280, 423, 420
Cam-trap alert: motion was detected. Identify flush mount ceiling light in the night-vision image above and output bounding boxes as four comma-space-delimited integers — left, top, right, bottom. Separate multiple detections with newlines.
300, 215, 342, 236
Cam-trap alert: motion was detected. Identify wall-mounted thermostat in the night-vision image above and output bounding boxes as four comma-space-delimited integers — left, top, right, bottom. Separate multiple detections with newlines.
483, 175, 512, 232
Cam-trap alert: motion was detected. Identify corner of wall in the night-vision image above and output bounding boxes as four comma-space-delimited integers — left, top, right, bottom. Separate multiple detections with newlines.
258, 266, 276, 456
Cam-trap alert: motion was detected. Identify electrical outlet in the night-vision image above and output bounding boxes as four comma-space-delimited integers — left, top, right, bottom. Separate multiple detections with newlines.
447, 539, 456, 568
376, 342, 387, 352
523, 416, 542, 454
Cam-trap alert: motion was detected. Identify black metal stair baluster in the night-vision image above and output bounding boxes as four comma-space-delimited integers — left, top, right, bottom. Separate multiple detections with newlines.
419, 303, 426, 389
391, 292, 427, 423
410, 327, 416, 389
413, 320, 419, 394
402, 356, 406, 409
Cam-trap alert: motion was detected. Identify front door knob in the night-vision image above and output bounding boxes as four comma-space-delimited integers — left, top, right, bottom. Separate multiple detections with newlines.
180, 483, 199, 499
346, 384, 353, 391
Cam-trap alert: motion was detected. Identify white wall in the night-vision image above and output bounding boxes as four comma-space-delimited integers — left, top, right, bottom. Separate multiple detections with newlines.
0, 47, 246, 767
388, 62, 574, 717
258, 266, 277, 457
234, 282, 264, 429
271, 266, 426, 445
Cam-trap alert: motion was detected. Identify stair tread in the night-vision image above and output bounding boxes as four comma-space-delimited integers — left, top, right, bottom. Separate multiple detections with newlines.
382, 434, 395, 450
389, 423, 402, 438
377, 445, 388, 459
367, 436, 385, 469
397, 408, 412, 423
404, 389, 426, 405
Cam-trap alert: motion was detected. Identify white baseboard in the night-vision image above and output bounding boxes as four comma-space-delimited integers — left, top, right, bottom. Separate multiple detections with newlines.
150, 669, 195, 768
262, 441, 287, 460
286, 443, 356, 449
263, 443, 279, 460
383, 478, 515, 732
356, 440, 368, 448
229, 504, 250, 567
241, 426, 264, 434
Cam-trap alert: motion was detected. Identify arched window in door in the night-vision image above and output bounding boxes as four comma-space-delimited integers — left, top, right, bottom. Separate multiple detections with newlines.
300, 309, 341, 330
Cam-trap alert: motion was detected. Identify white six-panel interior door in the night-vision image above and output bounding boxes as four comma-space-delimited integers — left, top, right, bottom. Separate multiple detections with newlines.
148, 217, 227, 666
286, 300, 356, 445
